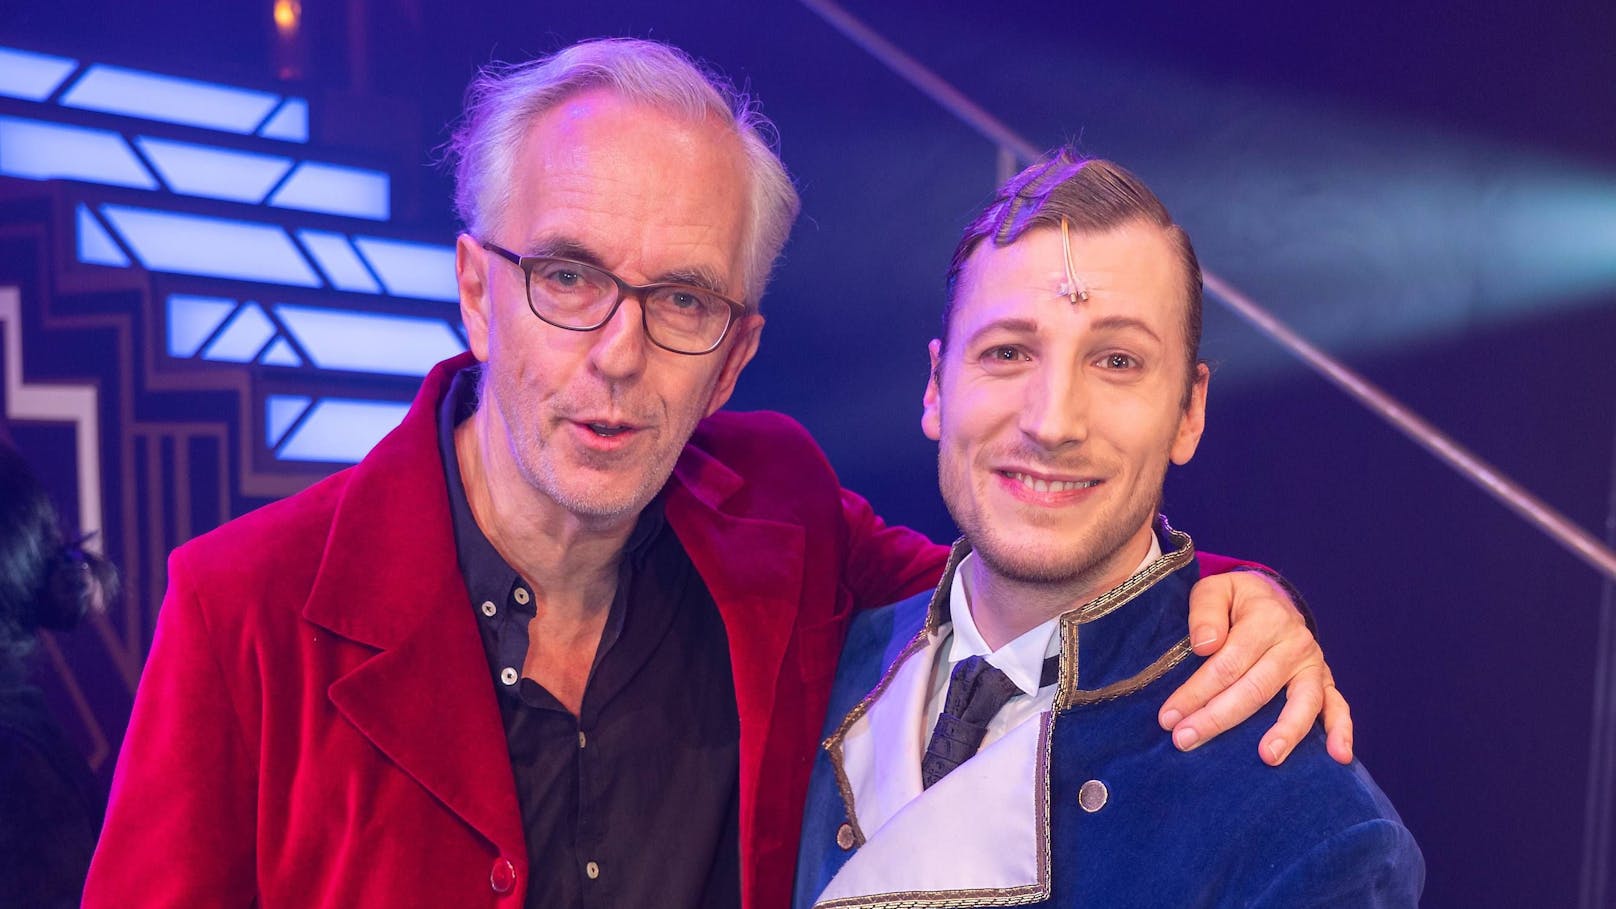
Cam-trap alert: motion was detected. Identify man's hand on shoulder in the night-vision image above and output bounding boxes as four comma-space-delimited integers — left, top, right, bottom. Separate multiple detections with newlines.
1156, 571, 1354, 767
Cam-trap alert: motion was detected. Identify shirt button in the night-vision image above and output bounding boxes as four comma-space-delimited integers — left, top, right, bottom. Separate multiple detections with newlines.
480, 600, 497, 617
578, 730, 587, 749
1078, 779, 1109, 813
513, 586, 531, 605
585, 860, 600, 880
490, 857, 516, 894
500, 667, 518, 686
835, 822, 857, 850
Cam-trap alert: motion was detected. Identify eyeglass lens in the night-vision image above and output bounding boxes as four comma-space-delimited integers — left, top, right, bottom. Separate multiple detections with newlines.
527, 258, 733, 353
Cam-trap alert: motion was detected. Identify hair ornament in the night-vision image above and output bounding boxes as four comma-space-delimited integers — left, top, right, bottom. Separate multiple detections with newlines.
1058, 217, 1089, 303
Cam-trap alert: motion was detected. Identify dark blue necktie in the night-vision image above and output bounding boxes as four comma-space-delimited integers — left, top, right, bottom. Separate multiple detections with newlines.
920, 653, 1059, 789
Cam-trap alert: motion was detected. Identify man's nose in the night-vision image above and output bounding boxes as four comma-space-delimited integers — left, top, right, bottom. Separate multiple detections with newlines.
587, 295, 649, 381
1018, 362, 1087, 450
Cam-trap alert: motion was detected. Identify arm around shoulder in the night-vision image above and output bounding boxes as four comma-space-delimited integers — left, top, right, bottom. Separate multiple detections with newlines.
83, 548, 258, 907
837, 487, 948, 611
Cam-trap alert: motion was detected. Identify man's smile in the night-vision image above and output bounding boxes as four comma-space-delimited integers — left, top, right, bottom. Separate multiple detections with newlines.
993, 467, 1105, 506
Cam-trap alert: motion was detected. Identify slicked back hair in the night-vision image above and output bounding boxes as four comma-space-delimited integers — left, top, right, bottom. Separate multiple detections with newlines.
446, 38, 801, 306
940, 148, 1203, 403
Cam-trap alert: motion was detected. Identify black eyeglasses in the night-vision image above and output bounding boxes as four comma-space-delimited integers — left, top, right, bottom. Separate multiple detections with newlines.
481, 242, 747, 356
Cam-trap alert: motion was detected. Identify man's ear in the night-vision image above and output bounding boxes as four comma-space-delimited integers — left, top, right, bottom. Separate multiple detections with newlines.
703, 313, 764, 417
1170, 361, 1210, 465
921, 339, 943, 441
457, 234, 492, 362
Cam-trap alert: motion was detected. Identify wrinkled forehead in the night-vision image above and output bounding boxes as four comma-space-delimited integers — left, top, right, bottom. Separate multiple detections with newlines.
516, 90, 747, 195
508, 90, 752, 282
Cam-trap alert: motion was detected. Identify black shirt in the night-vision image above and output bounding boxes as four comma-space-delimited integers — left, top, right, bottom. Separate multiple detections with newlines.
437, 366, 740, 909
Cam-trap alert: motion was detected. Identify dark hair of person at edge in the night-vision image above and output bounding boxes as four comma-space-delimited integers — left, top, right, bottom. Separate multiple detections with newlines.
0, 440, 119, 908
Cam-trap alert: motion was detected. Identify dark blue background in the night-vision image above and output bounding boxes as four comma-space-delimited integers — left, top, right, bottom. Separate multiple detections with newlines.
5, 1, 1614, 905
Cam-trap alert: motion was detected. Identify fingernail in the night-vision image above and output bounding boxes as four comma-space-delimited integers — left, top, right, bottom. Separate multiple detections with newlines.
1160, 709, 1182, 729
1267, 738, 1287, 764
1191, 628, 1218, 649
1173, 727, 1201, 751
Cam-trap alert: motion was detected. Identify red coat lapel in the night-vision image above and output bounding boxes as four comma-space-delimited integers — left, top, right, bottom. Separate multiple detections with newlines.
666, 440, 807, 907
300, 354, 526, 866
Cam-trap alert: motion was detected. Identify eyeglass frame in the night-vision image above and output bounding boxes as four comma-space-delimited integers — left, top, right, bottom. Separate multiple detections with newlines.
480, 241, 749, 356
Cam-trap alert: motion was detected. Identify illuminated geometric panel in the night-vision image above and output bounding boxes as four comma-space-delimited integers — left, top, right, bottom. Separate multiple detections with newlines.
0, 47, 78, 101
276, 398, 410, 463
268, 162, 390, 221
100, 205, 322, 287
257, 97, 309, 143
265, 394, 312, 445
133, 136, 292, 204
0, 116, 157, 189
165, 294, 237, 357
60, 64, 281, 135
200, 302, 275, 363
351, 236, 458, 302
77, 204, 130, 267
296, 230, 381, 294
274, 305, 464, 377
258, 337, 303, 367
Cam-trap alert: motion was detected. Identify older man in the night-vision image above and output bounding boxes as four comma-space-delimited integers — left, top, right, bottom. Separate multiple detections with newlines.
795, 152, 1422, 908
87, 40, 1344, 909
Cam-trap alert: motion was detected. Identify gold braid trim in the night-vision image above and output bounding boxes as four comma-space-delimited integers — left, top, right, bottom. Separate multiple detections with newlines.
1054, 520, 1194, 710
823, 539, 972, 849
812, 714, 1055, 907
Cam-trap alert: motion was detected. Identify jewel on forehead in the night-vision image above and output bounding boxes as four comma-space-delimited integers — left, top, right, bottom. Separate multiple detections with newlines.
1059, 217, 1090, 303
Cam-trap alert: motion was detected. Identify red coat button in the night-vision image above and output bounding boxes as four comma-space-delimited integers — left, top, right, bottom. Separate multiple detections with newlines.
490, 857, 517, 894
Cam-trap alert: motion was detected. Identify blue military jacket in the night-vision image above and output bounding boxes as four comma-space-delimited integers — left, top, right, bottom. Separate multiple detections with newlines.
794, 525, 1424, 908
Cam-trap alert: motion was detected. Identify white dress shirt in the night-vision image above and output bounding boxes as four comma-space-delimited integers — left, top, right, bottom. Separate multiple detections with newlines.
922, 535, 1164, 759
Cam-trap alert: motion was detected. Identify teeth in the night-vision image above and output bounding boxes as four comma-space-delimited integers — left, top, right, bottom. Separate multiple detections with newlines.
588, 423, 627, 437
1006, 472, 1098, 493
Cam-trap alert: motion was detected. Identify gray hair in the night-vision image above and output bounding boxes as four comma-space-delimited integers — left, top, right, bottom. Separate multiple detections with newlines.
447, 38, 801, 305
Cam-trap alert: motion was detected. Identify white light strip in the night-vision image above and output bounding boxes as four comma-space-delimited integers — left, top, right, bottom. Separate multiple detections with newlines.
0, 47, 79, 101
60, 64, 282, 134
0, 287, 103, 548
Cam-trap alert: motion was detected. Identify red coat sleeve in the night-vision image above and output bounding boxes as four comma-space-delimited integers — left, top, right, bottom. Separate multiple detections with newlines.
83, 548, 258, 907
836, 488, 949, 612
1197, 551, 1267, 576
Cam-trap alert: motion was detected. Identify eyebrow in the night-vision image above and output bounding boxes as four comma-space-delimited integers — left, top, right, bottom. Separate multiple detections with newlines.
525, 235, 732, 297
963, 317, 1040, 346
1088, 315, 1163, 345
962, 315, 1166, 347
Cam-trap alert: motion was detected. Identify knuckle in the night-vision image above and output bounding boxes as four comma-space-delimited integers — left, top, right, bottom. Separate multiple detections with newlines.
1331, 696, 1354, 722
1199, 706, 1233, 736
1209, 653, 1246, 689
1287, 676, 1324, 711
1284, 640, 1326, 674
1235, 673, 1272, 710
1281, 700, 1313, 728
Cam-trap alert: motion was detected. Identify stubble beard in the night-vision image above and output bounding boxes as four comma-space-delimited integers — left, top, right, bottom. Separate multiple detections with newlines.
939, 447, 1166, 592
491, 372, 676, 525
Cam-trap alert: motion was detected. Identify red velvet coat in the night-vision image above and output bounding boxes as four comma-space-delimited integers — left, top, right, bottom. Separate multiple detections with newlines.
85, 354, 1255, 908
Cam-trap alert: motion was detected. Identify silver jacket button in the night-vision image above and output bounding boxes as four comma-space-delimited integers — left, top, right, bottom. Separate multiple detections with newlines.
1078, 779, 1109, 813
